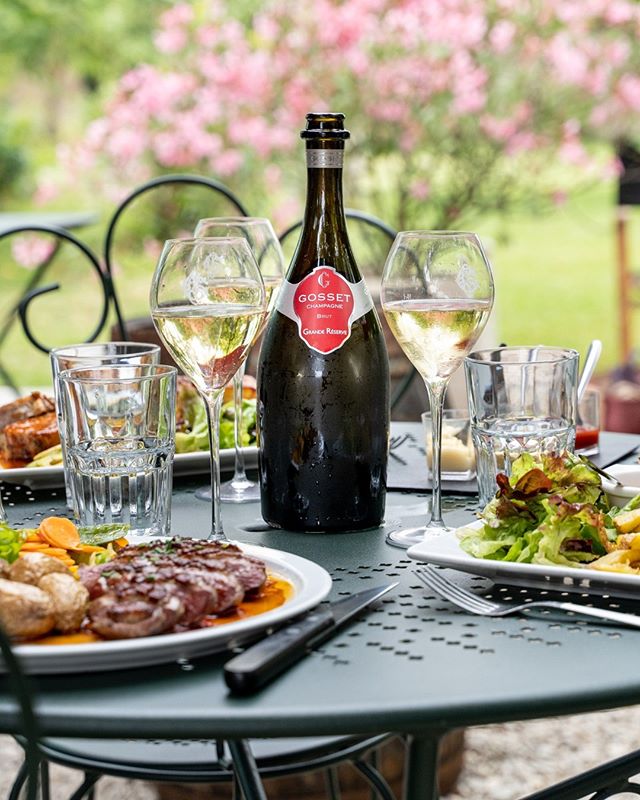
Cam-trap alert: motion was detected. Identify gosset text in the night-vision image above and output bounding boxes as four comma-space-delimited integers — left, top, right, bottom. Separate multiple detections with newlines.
297, 292, 352, 303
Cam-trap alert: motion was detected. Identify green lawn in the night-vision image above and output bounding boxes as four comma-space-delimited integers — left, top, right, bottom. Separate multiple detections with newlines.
0, 179, 635, 390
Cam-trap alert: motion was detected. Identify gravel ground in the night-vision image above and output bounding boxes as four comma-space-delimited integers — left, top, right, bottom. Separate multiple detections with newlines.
3, 707, 640, 799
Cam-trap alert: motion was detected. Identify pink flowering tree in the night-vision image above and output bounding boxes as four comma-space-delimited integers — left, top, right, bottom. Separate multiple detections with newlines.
49, 0, 640, 232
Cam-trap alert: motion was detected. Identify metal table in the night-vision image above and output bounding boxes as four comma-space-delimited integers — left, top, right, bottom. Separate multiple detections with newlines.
2, 433, 640, 800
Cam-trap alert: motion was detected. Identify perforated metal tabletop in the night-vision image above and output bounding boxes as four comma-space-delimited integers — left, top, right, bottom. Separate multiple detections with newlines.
2, 433, 640, 800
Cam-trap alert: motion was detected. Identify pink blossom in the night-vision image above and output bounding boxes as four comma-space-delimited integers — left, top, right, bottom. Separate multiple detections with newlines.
490, 20, 516, 53
410, 180, 431, 201
11, 236, 56, 270
143, 237, 163, 261
551, 190, 568, 207
616, 74, 640, 111
154, 27, 188, 54
159, 3, 194, 28
213, 150, 244, 177
34, 178, 60, 206
605, 1, 635, 25
480, 116, 518, 142
39, 0, 640, 229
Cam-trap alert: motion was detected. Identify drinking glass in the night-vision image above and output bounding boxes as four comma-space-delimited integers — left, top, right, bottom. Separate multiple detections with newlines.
465, 346, 579, 506
50, 342, 161, 509
59, 364, 177, 536
150, 238, 267, 540
576, 387, 600, 456
193, 217, 284, 503
381, 231, 494, 548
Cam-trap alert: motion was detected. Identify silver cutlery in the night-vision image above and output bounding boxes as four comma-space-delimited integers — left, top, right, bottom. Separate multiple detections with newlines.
415, 565, 640, 628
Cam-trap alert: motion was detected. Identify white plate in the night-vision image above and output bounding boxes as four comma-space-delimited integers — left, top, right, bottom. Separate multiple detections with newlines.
0, 447, 258, 490
7, 543, 331, 675
407, 521, 640, 600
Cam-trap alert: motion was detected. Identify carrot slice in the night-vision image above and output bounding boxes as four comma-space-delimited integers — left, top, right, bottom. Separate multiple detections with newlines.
38, 517, 81, 550
25, 532, 43, 543
20, 542, 50, 551
41, 547, 69, 557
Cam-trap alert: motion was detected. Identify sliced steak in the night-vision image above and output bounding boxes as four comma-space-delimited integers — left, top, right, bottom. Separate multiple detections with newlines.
109, 539, 267, 593
80, 537, 264, 639
88, 591, 185, 639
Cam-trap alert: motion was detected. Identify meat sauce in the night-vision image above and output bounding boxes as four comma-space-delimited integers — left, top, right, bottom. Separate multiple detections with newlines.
28, 575, 293, 645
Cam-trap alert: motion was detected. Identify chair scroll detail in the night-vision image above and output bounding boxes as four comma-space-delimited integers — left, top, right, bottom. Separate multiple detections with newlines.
1, 225, 110, 357
103, 174, 250, 340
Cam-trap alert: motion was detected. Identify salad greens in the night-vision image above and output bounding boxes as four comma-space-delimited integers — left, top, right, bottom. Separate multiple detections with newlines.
459, 452, 620, 567
175, 392, 257, 454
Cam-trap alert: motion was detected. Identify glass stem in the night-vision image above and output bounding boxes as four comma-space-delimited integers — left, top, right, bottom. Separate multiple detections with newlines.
231, 364, 247, 485
426, 380, 448, 528
203, 389, 225, 540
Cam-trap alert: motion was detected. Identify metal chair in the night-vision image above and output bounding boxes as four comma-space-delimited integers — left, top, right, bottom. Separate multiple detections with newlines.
103, 174, 250, 340
0, 625, 41, 800
11, 733, 398, 800
277, 209, 422, 419
0, 225, 110, 392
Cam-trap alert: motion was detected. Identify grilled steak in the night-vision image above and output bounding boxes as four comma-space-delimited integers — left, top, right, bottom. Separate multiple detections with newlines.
0, 411, 59, 464
0, 392, 55, 431
80, 538, 266, 639
108, 539, 266, 593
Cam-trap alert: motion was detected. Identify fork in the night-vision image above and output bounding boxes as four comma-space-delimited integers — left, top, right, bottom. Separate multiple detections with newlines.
415, 566, 640, 629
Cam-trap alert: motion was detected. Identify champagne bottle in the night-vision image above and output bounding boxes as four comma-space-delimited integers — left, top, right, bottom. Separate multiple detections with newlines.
257, 112, 390, 532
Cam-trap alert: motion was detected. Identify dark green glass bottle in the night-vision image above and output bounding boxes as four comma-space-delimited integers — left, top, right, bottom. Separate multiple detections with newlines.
257, 112, 390, 532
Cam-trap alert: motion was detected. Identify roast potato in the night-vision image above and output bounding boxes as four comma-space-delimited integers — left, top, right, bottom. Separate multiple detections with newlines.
0, 578, 55, 639
9, 552, 69, 585
38, 572, 88, 633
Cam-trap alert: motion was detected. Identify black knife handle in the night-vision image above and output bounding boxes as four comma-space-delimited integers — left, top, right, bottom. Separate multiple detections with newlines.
224, 607, 335, 695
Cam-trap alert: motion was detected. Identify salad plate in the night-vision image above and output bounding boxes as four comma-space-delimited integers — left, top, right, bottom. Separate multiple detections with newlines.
5, 542, 331, 675
407, 522, 640, 600
0, 446, 258, 490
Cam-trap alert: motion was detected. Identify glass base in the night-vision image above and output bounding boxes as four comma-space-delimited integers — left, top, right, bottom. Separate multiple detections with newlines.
220, 477, 260, 504
386, 523, 452, 550
195, 485, 212, 502
196, 479, 261, 504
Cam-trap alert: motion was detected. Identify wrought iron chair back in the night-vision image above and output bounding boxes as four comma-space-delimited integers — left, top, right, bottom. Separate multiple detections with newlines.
0, 225, 110, 393
103, 174, 250, 340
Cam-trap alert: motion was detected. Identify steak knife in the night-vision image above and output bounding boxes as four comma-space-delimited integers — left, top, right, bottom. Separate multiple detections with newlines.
224, 582, 398, 695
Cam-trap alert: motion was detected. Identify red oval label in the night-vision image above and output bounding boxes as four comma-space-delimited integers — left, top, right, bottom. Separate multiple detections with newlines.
292, 267, 355, 354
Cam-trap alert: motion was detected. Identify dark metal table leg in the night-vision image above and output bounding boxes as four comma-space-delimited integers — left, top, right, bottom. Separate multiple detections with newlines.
403, 735, 440, 800
228, 739, 268, 800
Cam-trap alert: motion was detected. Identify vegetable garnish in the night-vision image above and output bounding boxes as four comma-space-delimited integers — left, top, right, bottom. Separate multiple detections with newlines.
0, 523, 25, 564
458, 452, 634, 569
38, 517, 81, 550
12, 518, 129, 572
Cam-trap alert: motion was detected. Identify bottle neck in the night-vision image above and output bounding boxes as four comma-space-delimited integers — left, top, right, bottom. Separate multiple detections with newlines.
302, 146, 349, 242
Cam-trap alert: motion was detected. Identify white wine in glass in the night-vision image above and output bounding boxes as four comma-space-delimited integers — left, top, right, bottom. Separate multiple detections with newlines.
193, 217, 284, 504
381, 231, 494, 548
150, 237, 267, 540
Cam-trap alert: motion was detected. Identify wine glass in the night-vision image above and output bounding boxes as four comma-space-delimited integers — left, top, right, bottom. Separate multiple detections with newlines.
381, 231, 494, 548
150, 238, 267, 540
194, 217, 284, 503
